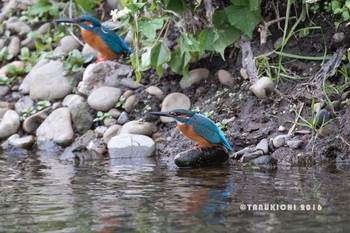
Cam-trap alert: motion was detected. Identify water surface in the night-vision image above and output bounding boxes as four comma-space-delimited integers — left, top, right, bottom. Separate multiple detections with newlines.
0, 151, 349, 233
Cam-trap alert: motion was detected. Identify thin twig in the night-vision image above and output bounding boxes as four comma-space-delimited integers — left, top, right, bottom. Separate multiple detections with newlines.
336, 134, 350, 147
288, 102, 304, 137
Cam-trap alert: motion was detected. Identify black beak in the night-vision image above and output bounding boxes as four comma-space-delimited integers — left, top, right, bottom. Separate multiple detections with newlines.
53, 18, 77, 24
149, 111, 172, 117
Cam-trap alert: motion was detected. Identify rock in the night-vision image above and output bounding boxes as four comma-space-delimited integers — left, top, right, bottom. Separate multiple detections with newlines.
315, 109, 331, 128
58, 35, 81, 53
104, 118, 117, 127
62, 94, 85, 107
272, 135, 288, 148
36, 108, 74, 146
217, 69, 234, 86
21, 37, 35, 49
145, 86, 164, 99
240, 68, 249, 80
87, 86, 121, 111
333, 32, 345, 44
108, 108, 121, 118
119, 121, 153, 136
103, 124, 122, 143
8, 36, 20, 57
122, 90, 134, 99
0, 60, 25, 75
249, 77, 275, 99
107, 134, 156, 158
82, 43, 98, 59
22, 108, 51, 133
0, 108, 9, 118
19, 59, 49, 94
5, 17, 31, 34
95, 126, 108, 138
120, 78, 143, 89
14, 96, 34, 114
180, 68, 209, 89
273, 37, 283, 48
0, 110, 20, 139
278, 125, 286, 132
287, 140, 303, 149
341, 90, 350, 100
8, 134, 35, 149
160, 93, 191, 123
78, 61, 132, 96
29, 61, 72, 100
174, 147, 229, 168
0, 86, 10, 97
316, 126, 334, 138
240, 150, 264, 163
60, 130, 102, 161
69, 102, 93, 134
117, 111, 129, 125
0, 101, 13, 110
256, 139, 269, 154
250, 155, 277, 167
123, 95, 135, 113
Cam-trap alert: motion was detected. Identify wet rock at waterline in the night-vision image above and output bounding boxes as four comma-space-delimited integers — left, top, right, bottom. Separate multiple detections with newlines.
0, 110, 20, 139
36, 107, 74, 146
174, 147, 229, 168
107, 134, 156, 158
8, 134, 35, 149
22, 107, 51, 133
249, 155, 278, 167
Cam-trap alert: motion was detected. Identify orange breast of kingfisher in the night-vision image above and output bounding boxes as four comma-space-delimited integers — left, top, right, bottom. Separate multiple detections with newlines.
81, 29, 119, 59
178, 123, 215, 148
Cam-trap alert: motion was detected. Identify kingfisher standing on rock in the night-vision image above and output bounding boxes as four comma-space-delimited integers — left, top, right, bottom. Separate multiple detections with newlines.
54, 15, 133, 62
150, 109, 234, 152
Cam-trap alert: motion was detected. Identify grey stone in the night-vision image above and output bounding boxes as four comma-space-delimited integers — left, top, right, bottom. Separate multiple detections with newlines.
62, 94, 85, 107
103, 124, 122, 143
255, 138, 269, 154
250, 155, 278, 167
69, 102, 93, 134
14, 95, 34, 114
21, 36, 35, 49
174, 147, 229, 168
0, 110, 20, 139
123, 94, 135, 113
315, 109, 331, 128
5, 17, 31, 34
287, 140, 303, 149
104, 118, 117, 127
78, 61, 132, 96
82, 43, 98, 59
59, 35, 81, 53
333, 32, 345, 43
180, 68, 209, 89
0, 85, 10, 97
217, 69, 234, 86
119, 120, 153, 136
19, 59, 49, 94
36, 22, 51, 34
22, 107, 51, 133
117, 111, 128, 125
95, 126, 108, 138
29, 61, 72, 100
145, 86, 164, 99
36, 107, 74, 146
107, 134, 156, 158
122, 90, 134, 99
272, 135, 288, 148
8, 134, 35, 149
8, 36, 20, 57
87, 86, 121, 111
120, 78, 143, 89
108, 108, 121, 118
0, 39, 5, 50
249, 77, 275, 99
160, 93, 191, 123
240, 150, 264, 163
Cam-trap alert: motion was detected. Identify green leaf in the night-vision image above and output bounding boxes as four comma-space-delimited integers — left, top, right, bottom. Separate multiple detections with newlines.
141, 48, 152, 70
213, 28, 241, 59
150, 41, 171, 67
225, 5, 261, 38
167, 0, 186, 13
213, 10, 232, 30
139, 17, 165, 39
249, 0, 261, 11
169, 48, 191, 77
126, 2, 146, 13
198, 29, 217, 51
180, 34, 200, 55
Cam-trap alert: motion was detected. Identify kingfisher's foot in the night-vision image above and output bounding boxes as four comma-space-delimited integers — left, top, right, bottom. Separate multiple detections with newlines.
193, 145, 202, 151
96, 56, 108, 63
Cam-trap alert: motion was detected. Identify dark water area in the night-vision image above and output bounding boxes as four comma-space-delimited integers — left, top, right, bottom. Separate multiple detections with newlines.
1, 151, 349, 233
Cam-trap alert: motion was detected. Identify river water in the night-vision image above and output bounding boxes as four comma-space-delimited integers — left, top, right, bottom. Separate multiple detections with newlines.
0, 151, 349, 233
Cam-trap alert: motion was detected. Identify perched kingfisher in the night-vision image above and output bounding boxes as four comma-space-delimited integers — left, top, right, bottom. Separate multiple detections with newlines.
54, 15, 133, 62
150, 109, 234, 151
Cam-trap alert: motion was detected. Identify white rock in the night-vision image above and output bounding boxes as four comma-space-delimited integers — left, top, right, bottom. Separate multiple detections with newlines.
19, 59, 49, 94
145, 86, 164, 99
0, 110, 20, 139
36, 108, 74, 146
62, 94, 86, 108
119, 121, 153, 136
103, 124, 122, 143
108, 134, 155, 158
8, 134, 35, 149
249, 77, 275, 99
180, 68, 209, 89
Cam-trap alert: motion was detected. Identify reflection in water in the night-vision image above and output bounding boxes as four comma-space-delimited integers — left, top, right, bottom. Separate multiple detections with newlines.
0, 151, 350, 233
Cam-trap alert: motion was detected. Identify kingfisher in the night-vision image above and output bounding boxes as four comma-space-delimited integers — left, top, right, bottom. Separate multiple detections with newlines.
150, 109, 234, 152
54, 15, 133, 62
